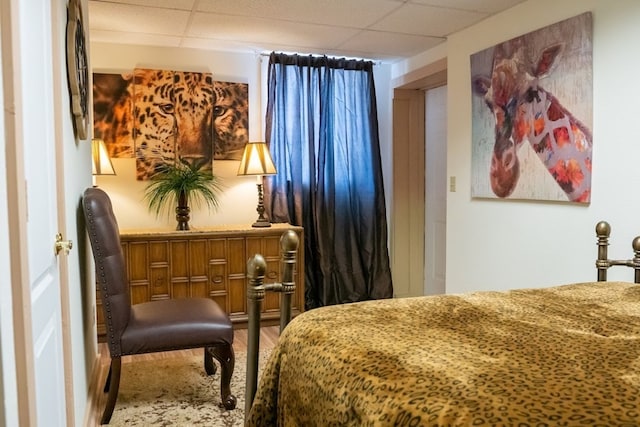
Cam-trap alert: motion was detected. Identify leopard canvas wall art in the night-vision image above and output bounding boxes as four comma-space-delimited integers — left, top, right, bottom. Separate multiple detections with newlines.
92, 69, 249, 180
93, 72, 135, 158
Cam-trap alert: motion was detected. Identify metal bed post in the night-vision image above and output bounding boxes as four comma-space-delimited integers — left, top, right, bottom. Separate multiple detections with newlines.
595, 221, 610, 282
277, 230, 299, 332
595, 220, 640, 284
244, 230, 300, 421
245, 254, 266, 419
633, 236, 640, 284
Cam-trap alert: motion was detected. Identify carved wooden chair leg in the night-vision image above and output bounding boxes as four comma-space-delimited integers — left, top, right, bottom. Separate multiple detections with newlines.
209, 344, 237, 409
204, 346, 217, 376
103, 363, 112, 393
101, 357, 122, 424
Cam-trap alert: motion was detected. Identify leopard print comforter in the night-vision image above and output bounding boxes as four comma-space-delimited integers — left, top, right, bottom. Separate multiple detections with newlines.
246, 281, 640, 426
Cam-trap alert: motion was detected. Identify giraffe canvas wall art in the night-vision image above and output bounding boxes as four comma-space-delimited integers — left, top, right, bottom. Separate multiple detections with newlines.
471, 12, 593, 203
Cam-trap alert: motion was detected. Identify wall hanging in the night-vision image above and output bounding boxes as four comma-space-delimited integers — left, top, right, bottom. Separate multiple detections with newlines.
471, 12, 593, 203
93, 68, 249, 180
66, 0, 89, 139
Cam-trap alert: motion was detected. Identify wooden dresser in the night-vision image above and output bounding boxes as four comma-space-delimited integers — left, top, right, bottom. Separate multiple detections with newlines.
95, 223, 304, 340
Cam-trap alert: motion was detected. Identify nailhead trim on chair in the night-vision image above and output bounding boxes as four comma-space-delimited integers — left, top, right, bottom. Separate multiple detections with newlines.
87, 210, 122, 357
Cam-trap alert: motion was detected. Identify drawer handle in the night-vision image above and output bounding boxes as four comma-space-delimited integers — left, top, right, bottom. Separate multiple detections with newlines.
212, 276, 223, 284
267, 271, 278, 279
155, 277, 164, 286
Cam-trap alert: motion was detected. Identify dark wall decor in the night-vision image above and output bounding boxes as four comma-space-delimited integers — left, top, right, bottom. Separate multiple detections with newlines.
66, 0, 89, 139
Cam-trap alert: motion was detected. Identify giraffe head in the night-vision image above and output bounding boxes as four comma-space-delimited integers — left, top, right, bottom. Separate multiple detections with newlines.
473, 40, 564, 198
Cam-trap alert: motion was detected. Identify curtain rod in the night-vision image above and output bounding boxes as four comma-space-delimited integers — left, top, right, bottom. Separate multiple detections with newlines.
258, 51, 382, 65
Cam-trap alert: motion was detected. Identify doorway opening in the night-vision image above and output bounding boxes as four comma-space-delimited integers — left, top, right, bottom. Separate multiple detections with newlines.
391, 60, 447, 297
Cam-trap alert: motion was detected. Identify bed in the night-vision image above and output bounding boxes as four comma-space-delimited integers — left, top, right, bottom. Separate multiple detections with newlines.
244, 222, 640, 426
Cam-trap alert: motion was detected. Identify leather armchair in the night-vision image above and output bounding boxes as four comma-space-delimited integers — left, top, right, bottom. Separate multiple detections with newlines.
83, 187, 236, 424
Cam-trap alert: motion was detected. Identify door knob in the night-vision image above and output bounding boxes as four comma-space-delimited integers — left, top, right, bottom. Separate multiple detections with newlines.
54, 233, 73, 255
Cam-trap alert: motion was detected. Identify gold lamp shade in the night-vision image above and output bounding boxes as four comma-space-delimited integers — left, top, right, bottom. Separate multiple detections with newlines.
237, 141, 277, 176
237, 142, 277, 227
91, 138, 116, 176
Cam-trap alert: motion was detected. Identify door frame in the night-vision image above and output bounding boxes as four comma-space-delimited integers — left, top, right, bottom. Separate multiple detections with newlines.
2, 0, 39, 423
391, 59, 447, 298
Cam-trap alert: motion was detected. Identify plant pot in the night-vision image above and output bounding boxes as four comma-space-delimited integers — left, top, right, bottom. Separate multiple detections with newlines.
145, 161, 223, 230
175, 191, 190, 230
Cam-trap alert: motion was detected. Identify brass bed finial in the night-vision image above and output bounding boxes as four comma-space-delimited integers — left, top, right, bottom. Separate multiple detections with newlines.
595, 220, 640, 283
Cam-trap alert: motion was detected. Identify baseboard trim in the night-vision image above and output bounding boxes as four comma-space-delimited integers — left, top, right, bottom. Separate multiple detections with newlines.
82, 354, 102, 427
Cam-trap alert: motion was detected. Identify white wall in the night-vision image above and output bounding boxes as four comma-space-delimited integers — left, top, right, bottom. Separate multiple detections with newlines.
373, 64, 394, 227
397, 0, 640, 293
91, 43, 394, 232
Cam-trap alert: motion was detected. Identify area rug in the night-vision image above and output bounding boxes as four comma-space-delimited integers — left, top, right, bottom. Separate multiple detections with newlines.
107, 350, 271, 426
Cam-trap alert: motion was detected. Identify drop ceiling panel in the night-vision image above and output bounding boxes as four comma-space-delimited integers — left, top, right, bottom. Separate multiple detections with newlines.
195, 0, 403, 28
88, 0, 528, 63
409, 0, 526, 14
341, 30, 443, 57
189, 12, 360, 49
372, 3, 487, 37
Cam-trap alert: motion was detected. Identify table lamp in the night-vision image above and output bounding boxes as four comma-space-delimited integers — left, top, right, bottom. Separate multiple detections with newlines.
237, 141, 277, 227
91, 138, 116, 186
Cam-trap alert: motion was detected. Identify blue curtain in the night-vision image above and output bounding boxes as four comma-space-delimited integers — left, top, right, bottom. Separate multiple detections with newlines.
264, 52, 393, 309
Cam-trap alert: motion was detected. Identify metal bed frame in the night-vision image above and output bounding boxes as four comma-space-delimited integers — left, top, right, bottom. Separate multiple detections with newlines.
244, 229, 299, 419
595, 220, 640, 283
243, 221, 640, 421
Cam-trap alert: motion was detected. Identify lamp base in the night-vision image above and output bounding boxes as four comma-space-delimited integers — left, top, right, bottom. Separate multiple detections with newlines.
252, 220, 272, 228
251, 181, 271, 228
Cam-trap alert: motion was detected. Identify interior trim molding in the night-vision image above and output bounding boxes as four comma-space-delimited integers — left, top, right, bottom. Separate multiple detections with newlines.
392, 58, 447, 90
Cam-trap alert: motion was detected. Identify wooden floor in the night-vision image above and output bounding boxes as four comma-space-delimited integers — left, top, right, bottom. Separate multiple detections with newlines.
88, 326, 279, 426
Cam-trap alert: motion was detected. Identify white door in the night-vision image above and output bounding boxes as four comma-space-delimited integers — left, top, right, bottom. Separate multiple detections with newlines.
424, 85, 447, 295
4, 0, 68, 424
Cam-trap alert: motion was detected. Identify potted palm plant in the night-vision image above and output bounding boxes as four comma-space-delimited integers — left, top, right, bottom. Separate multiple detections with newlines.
144, 160, 224, 230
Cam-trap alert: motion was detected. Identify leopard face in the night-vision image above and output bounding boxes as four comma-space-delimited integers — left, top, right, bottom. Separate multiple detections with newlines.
133, 69, 215, 180
93, 69, 249, 180
212, 81, 248, 160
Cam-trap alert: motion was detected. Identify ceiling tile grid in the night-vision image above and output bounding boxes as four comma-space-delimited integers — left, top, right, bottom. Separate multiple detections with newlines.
88, 0, 526, 62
